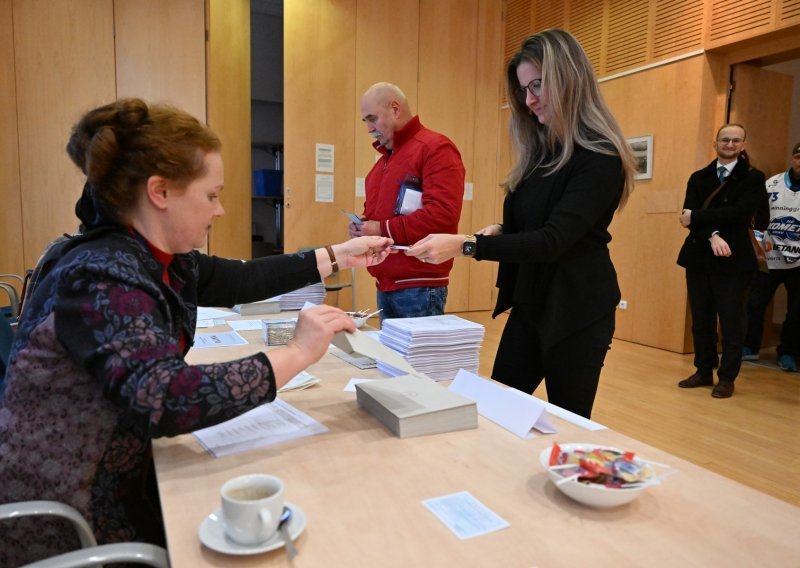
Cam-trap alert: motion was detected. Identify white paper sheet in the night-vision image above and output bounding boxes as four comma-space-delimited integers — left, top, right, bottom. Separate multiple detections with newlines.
343, 378, 374, 392
542, 400, 607, 431
197, 307, 237, 320
331, 329, 420, 376
449, 369, 556, 438
193, 331, 248, 349
193, 398, 329, 458
228, 319, 265, 331
278, 371, 321, 392
422, 491, 509, 540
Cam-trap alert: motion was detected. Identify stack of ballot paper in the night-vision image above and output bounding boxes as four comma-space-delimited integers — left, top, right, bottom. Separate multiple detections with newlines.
378, 315, 485, 381
355, 374, 477, 438
279, 282, 326, 310
233, 297, 281, 315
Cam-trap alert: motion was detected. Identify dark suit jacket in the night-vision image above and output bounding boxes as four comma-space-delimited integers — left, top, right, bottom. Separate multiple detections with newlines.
677, 159, 767, 273
475, 147, 623, 351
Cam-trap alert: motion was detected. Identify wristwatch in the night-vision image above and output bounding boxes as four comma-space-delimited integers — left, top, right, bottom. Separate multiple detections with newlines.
462, 234, 477, 257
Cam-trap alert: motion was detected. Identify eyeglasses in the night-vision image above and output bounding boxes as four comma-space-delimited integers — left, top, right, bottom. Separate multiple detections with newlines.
516, 79, 542, 100
717, 137, 744, 146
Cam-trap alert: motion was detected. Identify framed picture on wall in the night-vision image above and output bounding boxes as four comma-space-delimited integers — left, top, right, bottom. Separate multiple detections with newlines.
628, 135, 653, 180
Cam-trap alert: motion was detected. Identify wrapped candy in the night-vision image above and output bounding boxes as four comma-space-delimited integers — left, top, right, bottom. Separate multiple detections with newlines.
547, 442, 655, 488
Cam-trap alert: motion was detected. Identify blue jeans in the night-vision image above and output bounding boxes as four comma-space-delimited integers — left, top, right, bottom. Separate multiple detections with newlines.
376, 287, 448, 320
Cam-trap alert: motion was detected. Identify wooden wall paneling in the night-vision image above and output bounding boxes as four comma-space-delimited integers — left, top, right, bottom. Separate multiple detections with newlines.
714, 23, 800, 65
706, 0, 775, 48
602, 56, 710, 352
115, 0, 206, 121
206, 0, 251, 260
652, 0, 705, 59
14, 0, 116, 269
418, 0, 479, 312
730, 64, 793, 184
604, 0, 650, 75
352, 0, 420, 312
504, 0, 533, 68
0, 0, 24, 281
284, 1, 356, 259
532, 0, 566, 31
568, 0, 605, 74
468, 0, 504, 311
779, 0, 800, 26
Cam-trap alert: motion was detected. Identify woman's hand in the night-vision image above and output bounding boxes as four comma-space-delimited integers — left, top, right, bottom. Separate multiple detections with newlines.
709, 233, 731, 257
268, 305, 356, 388
406, 234, 464, 264
331, 236, 393, 269
680, 209, 692, 228
475, 223, 502, 236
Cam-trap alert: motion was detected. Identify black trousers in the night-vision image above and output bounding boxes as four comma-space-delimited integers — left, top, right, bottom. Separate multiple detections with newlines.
491, 308, 615, 419
744, 268, 800, 358
686, 269, 755, 382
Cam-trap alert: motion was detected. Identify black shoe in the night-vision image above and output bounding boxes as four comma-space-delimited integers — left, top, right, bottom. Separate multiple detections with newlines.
678, 372, 713, 388
711, 381, 734, 398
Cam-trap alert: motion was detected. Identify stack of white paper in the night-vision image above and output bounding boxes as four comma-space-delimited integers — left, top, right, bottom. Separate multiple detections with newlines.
278, 282, 326, 310
378, 315, 485, 381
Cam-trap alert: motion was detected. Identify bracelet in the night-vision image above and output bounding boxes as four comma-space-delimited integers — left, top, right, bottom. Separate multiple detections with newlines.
325, 245, 339, 274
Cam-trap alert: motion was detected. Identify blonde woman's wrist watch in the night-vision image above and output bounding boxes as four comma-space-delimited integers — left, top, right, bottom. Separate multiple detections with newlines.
462, 234, 477, 257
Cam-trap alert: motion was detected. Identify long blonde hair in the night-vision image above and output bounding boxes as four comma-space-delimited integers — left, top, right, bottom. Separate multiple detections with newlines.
503, 29, 636, 210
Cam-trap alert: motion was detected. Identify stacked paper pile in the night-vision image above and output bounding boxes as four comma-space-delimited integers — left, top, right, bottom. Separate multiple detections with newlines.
279, 282, 326, 310
378, 315, 485, 381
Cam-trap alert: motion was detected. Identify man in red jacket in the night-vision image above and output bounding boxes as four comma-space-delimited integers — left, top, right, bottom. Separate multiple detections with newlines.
349, 82, 465, 319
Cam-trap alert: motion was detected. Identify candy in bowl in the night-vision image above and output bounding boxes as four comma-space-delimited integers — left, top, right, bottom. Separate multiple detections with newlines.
539, 442, 665, 508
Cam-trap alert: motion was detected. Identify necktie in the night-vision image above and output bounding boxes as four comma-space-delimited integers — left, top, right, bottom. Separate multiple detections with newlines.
718, 166, 728, 183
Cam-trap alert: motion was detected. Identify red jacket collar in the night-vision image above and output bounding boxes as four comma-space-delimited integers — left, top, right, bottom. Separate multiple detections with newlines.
372, 115, 422, 155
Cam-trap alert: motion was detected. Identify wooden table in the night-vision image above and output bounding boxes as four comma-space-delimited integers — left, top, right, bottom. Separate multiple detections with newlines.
153, 318, 800, 567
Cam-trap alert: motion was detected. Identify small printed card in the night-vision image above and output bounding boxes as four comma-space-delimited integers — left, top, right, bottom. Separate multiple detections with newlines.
192, 331, 248, 349
423, 491, 509, 540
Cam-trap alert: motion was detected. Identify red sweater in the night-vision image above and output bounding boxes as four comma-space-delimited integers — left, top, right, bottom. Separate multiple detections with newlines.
363, 116, 465, 291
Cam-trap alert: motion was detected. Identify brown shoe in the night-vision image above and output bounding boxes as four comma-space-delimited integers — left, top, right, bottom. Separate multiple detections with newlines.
711, 381, 734, 398
678, 372, 713, 388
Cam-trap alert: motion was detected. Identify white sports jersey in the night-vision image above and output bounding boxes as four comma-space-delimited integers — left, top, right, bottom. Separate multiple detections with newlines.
763, 171, 800, 270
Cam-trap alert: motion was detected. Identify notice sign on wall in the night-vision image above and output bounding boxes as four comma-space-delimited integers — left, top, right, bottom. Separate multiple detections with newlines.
316, 143, 334, 173
315, 174, 334, 203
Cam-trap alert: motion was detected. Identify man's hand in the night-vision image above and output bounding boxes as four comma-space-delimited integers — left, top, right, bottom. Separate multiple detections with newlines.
349, 220, 380, 237
680, 209, 692, 228
709, 233, 731, 257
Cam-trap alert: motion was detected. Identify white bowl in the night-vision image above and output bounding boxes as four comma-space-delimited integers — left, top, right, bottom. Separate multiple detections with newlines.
352, 316, 367, 328
539, 443, 649, 508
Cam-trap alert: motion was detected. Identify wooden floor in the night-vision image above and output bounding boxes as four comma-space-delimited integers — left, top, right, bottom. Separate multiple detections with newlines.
454, 311, 800, 508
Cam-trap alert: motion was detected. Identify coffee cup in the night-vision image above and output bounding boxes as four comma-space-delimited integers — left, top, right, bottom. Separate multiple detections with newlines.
221, 474, 284, 546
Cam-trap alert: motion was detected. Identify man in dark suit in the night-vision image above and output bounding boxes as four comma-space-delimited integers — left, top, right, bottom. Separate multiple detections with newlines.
677, 124, 767, 398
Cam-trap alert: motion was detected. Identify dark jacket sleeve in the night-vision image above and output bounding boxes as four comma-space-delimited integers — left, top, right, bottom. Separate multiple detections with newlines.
475, 152, 623, 263
195, 250, 321, 308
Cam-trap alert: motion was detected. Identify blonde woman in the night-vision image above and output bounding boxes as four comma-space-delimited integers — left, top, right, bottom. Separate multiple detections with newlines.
408, 29, 637, 418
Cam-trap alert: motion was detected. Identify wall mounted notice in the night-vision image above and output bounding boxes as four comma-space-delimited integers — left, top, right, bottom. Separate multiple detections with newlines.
316, 174, 334, 203
316, 143, 334, 172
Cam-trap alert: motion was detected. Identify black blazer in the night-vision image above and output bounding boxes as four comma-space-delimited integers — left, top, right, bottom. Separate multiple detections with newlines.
677, 159, 766, 273
475, 148, 623, 351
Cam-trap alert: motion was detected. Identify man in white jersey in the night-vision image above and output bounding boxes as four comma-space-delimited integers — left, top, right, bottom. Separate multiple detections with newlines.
743, 141, 800, 371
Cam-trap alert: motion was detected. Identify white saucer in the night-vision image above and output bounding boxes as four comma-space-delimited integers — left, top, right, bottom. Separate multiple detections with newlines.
198, 501, 306, 556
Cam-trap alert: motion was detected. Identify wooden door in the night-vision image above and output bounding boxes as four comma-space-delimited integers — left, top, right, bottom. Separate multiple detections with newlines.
729, 64, 793, 179
14, 1, 116, 270
729, 63, 794, 345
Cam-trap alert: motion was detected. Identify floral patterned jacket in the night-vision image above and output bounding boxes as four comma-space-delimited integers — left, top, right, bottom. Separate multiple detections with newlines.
0, 228, 320, 565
